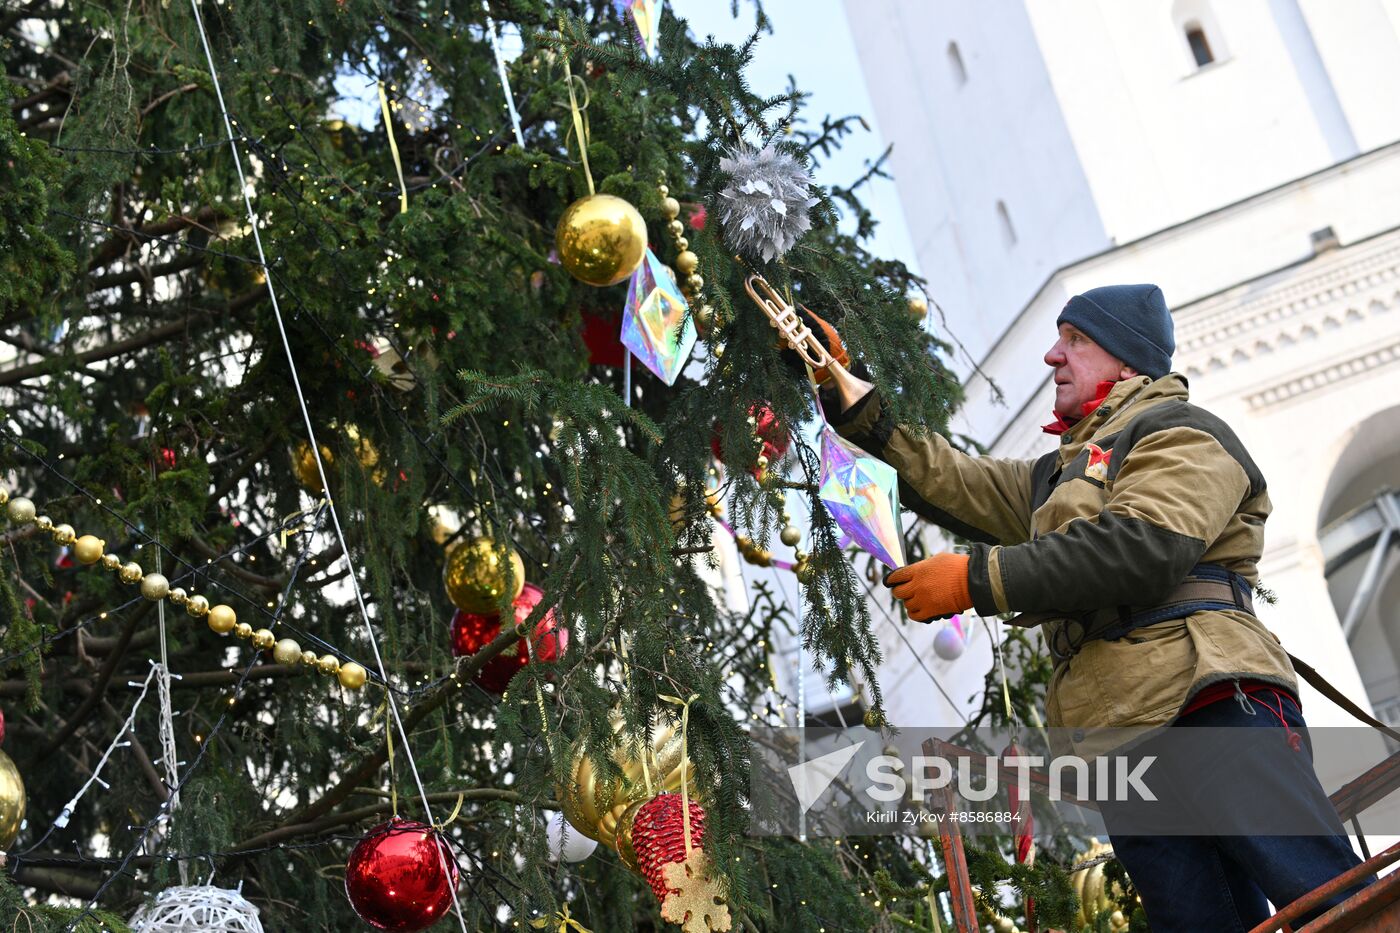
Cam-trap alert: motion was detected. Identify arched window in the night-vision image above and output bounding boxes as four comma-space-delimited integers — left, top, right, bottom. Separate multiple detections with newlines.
996, 200, 1017, 247
947, 41, 967, 86
1185, 24, 1214, 66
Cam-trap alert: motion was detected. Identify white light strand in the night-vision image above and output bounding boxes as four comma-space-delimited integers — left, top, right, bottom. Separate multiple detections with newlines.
53, 665, 158, 830
186, 4, 469, 928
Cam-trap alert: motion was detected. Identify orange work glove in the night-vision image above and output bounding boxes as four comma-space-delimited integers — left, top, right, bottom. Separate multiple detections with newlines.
884, 553, 973, 622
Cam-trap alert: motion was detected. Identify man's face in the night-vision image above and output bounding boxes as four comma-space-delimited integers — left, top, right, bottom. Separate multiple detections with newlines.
1044, 323, 1133, 417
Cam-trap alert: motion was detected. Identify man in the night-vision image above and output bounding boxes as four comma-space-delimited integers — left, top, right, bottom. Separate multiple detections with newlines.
821, 285, 1370, 931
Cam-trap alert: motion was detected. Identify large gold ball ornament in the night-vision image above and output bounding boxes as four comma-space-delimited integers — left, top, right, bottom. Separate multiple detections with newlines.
0, 749, 24, 849
273, 638, 303, 666
119, 561, 144, 584
73, 535, 105, 565
443, 536, 525, 614
675, 250, 699, 276
554, 193, 647, 287
660, 196, 681, 219
140, 573, 170, 601
338, 661, 368, 689
6, 497, 35, 524
908, 295, 929, 320
558, 714, 698, 869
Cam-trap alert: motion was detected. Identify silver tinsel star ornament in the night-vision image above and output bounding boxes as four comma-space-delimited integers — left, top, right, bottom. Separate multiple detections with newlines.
716, 144, 818, 263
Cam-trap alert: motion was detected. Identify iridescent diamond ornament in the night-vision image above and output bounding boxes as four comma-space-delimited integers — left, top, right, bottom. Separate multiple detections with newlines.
818, 426, 905, 569
621, 248, 696, 386
614, 0, 662, 58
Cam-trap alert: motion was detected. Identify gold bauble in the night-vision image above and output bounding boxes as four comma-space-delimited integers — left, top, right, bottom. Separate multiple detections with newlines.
338, 661, 368, 689
863, 708, 885, 729
554, 193, 647, 287
1072, 839, 1128, 928
185, 594, 210, 618
119, 561, 144, 584
443, 536, 525, 613
660, 196, 681, 219
317, 654, 341, 675
273, 638, 303, 666
667, 219, 684, 238
51, 523, 76, 545
675, 250, 699, 276
557, 713, 698, 869
293, 425, 384, 494
168, 587, 188, 605
251, 628, 276, 650
234, 622, 254, 640
73, 535, 105, 565
140, 573, 170, 601
908, 296, 929, 319
33, 515, 52, 532
685, 273, 704, 293
6, 497, 35, 524
207, 604, 237, 634
0, 749, 24, 849
0, 488, 8, 506
780, 526, 802, 547
301, 649, 319, 666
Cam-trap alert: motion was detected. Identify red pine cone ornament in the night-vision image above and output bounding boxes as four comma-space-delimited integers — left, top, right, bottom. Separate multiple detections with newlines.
631, 792, 708, 901
710, 403, 789, 478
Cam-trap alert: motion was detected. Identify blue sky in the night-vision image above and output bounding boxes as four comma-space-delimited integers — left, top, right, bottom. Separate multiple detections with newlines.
671, 0, 920, 274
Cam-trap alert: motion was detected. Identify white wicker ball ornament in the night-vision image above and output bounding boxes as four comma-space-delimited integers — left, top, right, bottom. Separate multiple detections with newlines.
128, 885, 264, 932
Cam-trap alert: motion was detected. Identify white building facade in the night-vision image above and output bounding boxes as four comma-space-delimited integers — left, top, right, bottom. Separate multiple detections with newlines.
840, 0, 1400, 752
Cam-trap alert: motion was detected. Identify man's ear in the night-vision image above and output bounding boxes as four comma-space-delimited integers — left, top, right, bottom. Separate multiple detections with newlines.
1118, 363, 1140, 380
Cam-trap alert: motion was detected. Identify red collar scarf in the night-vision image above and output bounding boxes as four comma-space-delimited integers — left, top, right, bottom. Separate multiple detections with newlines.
1041, 380, 1117, 436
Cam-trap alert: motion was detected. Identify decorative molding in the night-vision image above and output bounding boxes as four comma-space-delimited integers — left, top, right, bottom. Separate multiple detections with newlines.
1244, 339, 1400, 410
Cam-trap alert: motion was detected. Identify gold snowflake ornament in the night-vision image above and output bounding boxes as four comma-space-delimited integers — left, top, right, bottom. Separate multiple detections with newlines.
659, 849, 733, 933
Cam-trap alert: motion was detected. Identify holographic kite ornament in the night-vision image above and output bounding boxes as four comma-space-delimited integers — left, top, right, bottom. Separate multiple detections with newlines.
621, 247, 696, 386
818, 426, 905, 570
614, 0, 662, 59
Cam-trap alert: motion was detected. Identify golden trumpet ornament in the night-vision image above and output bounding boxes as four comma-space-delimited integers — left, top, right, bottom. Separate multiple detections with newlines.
0, 749, 26, 849
292, 424, 384, 494
554, 193, 647, 287
558, 715, 699, 870
443, 536, 525, 614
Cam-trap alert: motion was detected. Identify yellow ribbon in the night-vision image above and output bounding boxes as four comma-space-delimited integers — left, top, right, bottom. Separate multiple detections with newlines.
374, 697, 399, 818
659, 692, 700, 854
279, 497, 327, 548
530, 905, 593, 933
435, 792, 465, 832
560, 54, 594, 195
377, 81, 409, 213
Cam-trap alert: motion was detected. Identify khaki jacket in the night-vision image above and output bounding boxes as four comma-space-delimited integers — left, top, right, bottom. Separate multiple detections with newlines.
832, 374, 1296, 748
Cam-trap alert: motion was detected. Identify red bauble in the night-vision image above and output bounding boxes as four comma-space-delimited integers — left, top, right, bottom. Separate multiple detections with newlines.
449, 583, 567, 693
630, 793, 707, 901
710, 403, 790, 478
345, 818, 460, 932
580, 309, 626, 368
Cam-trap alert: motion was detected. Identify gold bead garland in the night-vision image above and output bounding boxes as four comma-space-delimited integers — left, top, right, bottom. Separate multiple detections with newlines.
0, 487, 368, 692
657, 179, 716, 332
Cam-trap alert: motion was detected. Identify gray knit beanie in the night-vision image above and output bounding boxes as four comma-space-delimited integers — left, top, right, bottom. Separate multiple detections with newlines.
1057, 284, 1174, 378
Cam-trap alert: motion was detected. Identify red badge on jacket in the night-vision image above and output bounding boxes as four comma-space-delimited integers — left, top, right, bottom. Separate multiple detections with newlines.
1085, 443, 1112, 482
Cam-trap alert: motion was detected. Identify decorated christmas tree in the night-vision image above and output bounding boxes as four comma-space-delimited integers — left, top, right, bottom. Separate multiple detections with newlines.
0, 1, 1082, 930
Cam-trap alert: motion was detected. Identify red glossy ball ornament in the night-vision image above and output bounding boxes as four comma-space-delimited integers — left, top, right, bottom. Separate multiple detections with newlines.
710, 403, 790, 478
630, 792, 708, 901
345, 818, 460, 932
449, 583, 567, 693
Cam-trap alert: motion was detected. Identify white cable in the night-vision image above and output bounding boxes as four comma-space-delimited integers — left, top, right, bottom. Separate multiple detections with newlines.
151, 462, 186, 884
482, 2, 525, 148
52, 665, 158, 830
185, 4, 469, 928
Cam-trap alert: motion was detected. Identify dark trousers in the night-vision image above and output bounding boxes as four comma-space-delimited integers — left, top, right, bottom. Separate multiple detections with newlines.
1097, 692, 1372, 933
